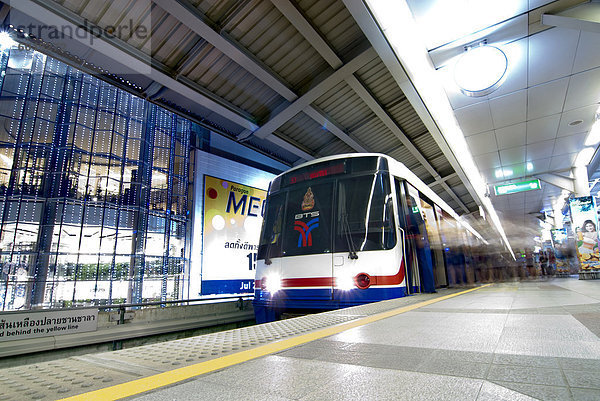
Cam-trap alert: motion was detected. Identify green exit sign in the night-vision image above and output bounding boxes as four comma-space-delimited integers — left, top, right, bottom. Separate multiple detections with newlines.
494, 179, 541, 195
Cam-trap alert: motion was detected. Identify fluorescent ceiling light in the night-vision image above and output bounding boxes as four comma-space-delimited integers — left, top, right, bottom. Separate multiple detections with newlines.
494, 168, 513, 178
526, 162, 533, 172
454, 45, 507, 97
405, 0, 526, 50
575, 147, 595, 166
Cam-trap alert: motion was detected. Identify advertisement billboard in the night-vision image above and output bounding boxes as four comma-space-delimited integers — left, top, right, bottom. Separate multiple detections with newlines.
569, 196, 600, 270
202, 176, 267, 294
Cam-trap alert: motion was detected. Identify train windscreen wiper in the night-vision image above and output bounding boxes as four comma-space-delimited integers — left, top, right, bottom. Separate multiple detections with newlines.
342, 212, 358, 260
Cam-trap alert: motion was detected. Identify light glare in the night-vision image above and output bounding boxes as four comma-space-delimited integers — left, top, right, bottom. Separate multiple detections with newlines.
454, 45, 507, 97
584, 121, 600, 146
0, 32, 16, 50
265, 273, 282, 293
575, 147, 595, 166
336, 274, 355, 291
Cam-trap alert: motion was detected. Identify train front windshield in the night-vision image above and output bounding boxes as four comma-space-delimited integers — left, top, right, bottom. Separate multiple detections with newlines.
258, 156, 396, 261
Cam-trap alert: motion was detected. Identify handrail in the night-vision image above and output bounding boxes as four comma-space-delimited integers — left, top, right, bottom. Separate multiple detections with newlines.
0, 294, 254, 315
97, 294, 254, 311
98, 295, 255, 325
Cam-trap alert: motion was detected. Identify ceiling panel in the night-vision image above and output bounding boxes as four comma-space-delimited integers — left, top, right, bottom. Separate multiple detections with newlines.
526, 139, 554, 160
474, 151, 502, 171
549, 153, 577, 171
572, 30, 600, 74
553, 132, 586, 156
557, 104, 596, 137
527, 157, 551, 175
526, 77, 569, 120
489, 90, 527, 129
527, 26, 579, 87
496, 123, 526, 149
500, 145, 526, 166
455, 101, 494, 136
526, 114, 560, 144
466, 131, 497, 156
564, 66, 600, 111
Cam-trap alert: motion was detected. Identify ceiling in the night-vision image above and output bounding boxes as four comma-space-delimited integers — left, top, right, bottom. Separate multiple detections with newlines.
399, 0, 600, 243
2, 0, 598, 249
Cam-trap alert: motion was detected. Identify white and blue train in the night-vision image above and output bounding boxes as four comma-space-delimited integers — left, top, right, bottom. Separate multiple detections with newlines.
254, 154, 486, 323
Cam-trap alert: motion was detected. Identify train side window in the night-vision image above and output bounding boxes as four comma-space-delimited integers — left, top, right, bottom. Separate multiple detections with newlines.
335, 172, 396, 253
257, 192, 285, 260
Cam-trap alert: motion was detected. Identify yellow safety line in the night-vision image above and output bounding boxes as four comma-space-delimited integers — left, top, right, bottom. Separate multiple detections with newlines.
60, 284, 491, 401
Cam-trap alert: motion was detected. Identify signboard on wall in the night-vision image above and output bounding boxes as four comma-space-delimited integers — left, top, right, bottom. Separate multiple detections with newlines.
202, 176, 267, 294
0, 308, 98, 342
569, 196, 600, 270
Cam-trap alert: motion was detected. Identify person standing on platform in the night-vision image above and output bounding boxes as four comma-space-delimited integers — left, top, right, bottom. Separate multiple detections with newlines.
525, 249, 534, 278
539, 251, 548, 277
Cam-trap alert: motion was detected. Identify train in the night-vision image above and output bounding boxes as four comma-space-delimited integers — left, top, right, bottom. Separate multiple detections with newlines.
253, 153, 486, 323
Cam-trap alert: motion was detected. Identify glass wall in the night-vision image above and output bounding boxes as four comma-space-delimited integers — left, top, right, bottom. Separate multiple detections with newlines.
0, 49, 190, 310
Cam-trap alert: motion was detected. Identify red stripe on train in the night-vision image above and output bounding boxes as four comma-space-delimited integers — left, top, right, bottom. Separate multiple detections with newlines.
255, 260, 406, 289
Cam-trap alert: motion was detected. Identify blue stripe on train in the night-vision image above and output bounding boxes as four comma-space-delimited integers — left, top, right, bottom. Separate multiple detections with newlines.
253, 286, 408, 316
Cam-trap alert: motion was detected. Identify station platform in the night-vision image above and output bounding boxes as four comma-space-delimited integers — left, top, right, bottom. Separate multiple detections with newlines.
1, 278, 600, 401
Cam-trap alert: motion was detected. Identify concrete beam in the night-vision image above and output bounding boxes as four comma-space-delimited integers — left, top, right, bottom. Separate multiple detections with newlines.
542, 1, 600, 33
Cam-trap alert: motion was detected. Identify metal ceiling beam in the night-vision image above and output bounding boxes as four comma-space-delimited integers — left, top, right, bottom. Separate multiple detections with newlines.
303, 106, 368, 152
275, 0, 468, 212
154, 0, 297, 101
15, 0, 259, 132
266, 135, 314, 161
155, 0, 367, 155
249, 47, 376, 139
270, 0, 343, 69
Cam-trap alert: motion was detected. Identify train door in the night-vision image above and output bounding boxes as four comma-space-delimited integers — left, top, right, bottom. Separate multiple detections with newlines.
394, 179, 436, 293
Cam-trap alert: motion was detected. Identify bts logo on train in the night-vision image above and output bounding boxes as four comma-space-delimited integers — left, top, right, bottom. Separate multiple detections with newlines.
294, 217, 319, 247
294, 187, 319, 248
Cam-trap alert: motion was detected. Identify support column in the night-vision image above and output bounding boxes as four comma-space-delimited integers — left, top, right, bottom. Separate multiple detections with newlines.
553, 205, 564, 229
573, 166, 590, 197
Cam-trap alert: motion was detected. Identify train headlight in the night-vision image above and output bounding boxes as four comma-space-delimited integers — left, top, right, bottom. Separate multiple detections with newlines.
336, 274, 355, 291
264, 273, 282, 293
354, 273, 371, 289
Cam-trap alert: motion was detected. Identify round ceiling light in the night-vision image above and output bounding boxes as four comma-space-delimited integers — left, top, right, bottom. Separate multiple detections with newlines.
454, 45, 508, 97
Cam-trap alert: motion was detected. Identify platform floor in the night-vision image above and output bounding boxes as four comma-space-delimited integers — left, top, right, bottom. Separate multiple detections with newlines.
1, 278, 600, 400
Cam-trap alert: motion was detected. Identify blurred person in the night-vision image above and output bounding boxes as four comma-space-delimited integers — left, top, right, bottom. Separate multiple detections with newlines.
539, 251, 548, 277
525, 249, 534, 278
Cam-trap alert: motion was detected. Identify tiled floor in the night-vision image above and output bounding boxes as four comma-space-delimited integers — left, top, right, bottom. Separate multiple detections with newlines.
137, 279, 600, 401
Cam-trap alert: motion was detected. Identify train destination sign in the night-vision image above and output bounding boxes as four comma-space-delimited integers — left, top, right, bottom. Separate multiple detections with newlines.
494, 179, 541, 196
